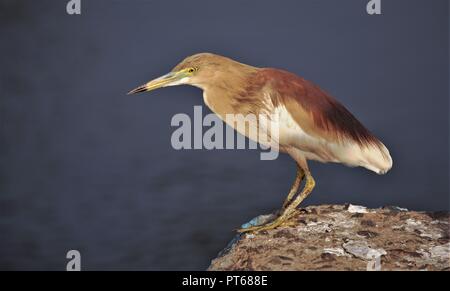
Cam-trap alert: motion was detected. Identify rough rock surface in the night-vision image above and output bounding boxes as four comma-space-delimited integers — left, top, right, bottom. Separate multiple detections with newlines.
208, 205, 450, 271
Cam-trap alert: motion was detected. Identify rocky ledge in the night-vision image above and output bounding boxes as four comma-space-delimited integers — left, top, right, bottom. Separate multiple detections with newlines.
208, 204, 450, 271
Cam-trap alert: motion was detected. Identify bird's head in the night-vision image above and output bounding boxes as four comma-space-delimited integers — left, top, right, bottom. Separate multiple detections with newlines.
128, 53, 256, 94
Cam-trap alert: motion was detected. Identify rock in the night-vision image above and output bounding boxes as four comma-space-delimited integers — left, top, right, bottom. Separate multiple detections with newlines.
430, 243, 450, 261
342, 240, 386, 260
208, 205, 450, 271
323, 247, 351, 257
346, 204, 369, 214
382, 205, 409, 213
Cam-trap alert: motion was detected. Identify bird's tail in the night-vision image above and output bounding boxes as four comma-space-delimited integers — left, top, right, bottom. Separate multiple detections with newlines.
361, 141, 393, 175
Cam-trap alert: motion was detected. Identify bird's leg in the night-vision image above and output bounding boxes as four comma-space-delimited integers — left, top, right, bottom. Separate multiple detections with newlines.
238, 172, 315, 233
281, 166, 304, 210
238, 166, 303, 231
282, 171, 315, 218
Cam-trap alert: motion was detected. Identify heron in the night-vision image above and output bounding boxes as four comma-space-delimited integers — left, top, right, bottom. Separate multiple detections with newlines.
128, 53, 393, 233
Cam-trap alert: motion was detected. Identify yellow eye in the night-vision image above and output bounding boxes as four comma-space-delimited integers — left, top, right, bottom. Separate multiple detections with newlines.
187, 67, 196, 73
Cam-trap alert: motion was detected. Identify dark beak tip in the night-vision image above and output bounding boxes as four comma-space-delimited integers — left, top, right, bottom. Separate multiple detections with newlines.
127, 85, 147, 95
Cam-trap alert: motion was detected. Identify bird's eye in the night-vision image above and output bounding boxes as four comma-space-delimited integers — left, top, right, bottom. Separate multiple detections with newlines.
187, 67, 196, 73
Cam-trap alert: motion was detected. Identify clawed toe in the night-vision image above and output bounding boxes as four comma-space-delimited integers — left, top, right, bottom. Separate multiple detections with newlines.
237, 209, 301, 233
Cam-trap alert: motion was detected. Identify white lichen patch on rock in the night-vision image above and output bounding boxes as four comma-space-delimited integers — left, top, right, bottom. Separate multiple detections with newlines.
323, 247, 351, 258
342, 240, 386, 260
430, 243, 450, 261
404, 218, 443, 239
302, 221, 333, 234
346, 204, 369, 214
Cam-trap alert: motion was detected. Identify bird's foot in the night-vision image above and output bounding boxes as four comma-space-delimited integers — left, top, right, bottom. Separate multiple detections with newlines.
238, 213, 276, 231
237, 210, 297, 233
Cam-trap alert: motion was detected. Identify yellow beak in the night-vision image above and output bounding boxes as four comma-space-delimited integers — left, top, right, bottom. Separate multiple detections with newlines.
127, 71, 187, 95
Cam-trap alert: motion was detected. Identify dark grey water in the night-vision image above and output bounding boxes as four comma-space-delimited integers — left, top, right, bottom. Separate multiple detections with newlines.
0, 0, 448, 270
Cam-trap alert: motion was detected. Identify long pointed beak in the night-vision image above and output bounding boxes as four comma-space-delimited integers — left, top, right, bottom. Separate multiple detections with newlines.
127, 71, 186, 95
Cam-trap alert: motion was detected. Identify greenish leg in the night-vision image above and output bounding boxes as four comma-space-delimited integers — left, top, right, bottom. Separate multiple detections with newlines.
238, 172, 315, 233
281, 166, 304, 210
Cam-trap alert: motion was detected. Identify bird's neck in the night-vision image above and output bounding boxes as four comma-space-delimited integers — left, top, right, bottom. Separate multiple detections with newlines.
197, 65, 260, 117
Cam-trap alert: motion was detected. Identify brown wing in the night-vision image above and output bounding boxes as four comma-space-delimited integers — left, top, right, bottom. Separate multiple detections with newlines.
252, 68, 381, 148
